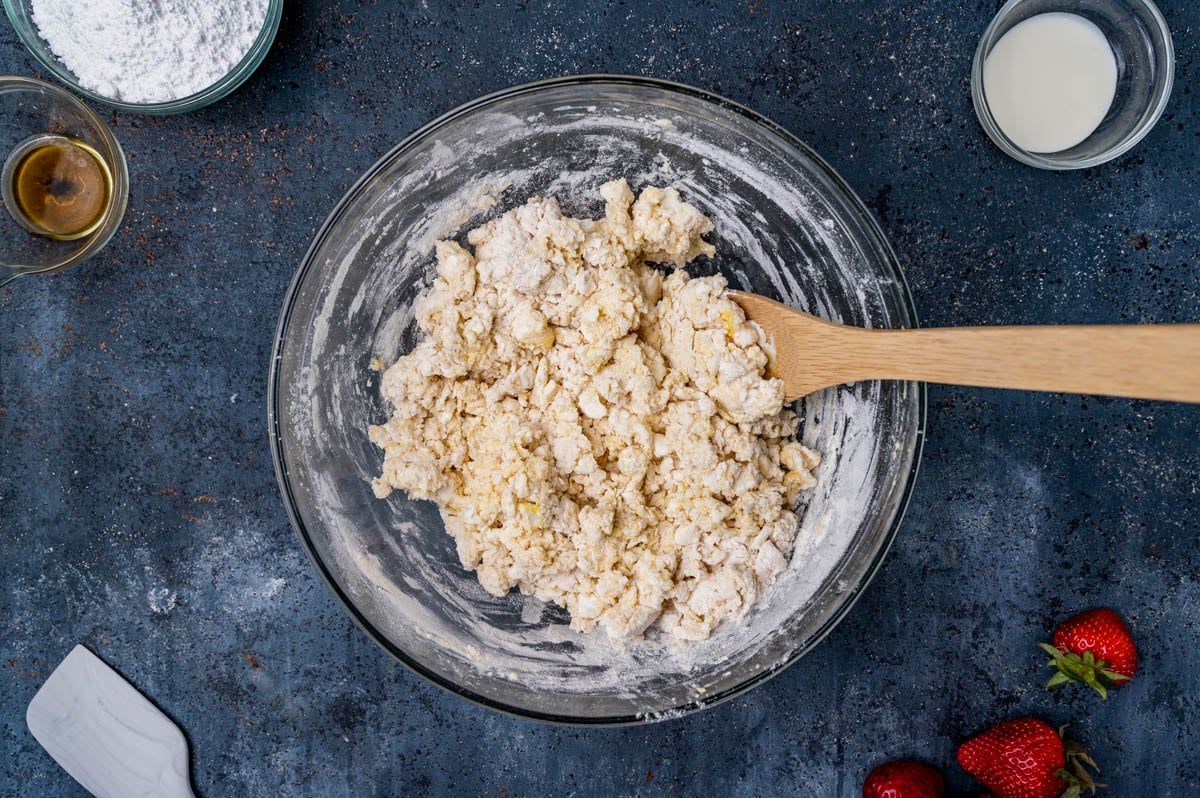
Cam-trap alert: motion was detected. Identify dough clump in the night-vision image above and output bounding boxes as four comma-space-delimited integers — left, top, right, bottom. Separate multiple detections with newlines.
369, 180, 820, 643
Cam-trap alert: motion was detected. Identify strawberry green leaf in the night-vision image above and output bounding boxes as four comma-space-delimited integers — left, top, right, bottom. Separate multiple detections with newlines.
1061, 736, 1103, 794
1041, 642, 1127, 699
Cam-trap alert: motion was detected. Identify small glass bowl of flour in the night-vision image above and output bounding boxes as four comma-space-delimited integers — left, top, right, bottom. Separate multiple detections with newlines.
4, 0, 282, 114
971, 0, 1173, 170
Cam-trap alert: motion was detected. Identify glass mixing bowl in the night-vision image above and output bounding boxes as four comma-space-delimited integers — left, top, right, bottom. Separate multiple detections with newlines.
3, 0, 282, 114
270, 76, 926, 724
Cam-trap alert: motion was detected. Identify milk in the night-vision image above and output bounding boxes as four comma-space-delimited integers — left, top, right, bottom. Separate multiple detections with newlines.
983, 12, 1118, 154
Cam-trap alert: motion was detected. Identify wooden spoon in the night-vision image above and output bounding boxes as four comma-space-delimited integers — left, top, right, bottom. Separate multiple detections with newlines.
730, 292, 1200, 403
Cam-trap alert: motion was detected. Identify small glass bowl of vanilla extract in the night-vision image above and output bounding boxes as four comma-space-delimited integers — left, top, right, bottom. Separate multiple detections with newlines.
1, 75, 128, 288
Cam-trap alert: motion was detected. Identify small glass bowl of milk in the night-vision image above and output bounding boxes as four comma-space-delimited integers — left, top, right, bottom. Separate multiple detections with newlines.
972, 0, 1173, 170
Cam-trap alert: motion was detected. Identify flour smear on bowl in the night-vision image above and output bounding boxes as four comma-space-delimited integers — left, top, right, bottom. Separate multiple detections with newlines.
368, 180, 822, 644
31, 0, 268, 103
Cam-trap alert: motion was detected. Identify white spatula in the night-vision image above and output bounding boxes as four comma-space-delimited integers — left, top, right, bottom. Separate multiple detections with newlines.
26, 645, 196, 798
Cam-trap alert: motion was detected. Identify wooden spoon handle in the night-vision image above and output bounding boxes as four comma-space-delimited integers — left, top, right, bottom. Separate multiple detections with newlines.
832, 324, 1200, 403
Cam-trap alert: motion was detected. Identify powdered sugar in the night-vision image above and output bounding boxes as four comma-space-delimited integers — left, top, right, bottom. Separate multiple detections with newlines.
30, 0, 269, 103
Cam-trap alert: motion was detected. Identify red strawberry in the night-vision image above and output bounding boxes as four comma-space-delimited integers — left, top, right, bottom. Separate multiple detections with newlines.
1040, 608, 1138, 699
956, 717, 1099, 798
862, 760, 945, 798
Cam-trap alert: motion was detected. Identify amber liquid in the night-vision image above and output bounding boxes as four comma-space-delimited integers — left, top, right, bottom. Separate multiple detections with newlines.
10, 137, 111, 240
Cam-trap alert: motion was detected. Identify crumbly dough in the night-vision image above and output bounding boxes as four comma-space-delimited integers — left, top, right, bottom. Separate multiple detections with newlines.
369, 181, 820, 643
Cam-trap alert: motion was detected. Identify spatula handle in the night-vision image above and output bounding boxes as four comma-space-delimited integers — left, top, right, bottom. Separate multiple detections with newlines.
844, 324, 1200, 402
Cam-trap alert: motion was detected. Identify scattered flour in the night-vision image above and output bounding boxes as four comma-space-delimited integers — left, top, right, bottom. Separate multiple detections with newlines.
30, 0, 269, 103
368, 181, 821, 644
247, 577, 287, 602
147, 587, 177, 615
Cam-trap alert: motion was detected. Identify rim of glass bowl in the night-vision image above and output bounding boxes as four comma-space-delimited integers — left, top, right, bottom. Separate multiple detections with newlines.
1, 75, 129, 280
3, 0, 282, 114
268, 75, 928, 725
970, 0, 1174, 170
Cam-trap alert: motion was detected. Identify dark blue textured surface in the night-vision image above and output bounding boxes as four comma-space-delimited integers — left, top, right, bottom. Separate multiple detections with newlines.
3, 2, 1199, 795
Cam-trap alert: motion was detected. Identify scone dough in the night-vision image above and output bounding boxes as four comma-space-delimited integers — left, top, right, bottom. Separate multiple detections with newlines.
369, 180, 820, 643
